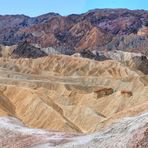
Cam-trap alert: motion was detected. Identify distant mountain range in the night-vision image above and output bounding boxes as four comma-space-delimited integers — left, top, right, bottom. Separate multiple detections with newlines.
0, 9, 148, 55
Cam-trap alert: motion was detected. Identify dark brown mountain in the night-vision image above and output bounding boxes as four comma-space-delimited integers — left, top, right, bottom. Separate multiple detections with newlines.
0, 9, 148, 53
12, 41, 47, 58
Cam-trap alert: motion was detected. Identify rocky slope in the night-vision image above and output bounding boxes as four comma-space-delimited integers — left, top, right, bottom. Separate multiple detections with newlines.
1, 42, 148, 75
0, 9, 148, 54
93, 50, 148, 74
0, 112, 147, 148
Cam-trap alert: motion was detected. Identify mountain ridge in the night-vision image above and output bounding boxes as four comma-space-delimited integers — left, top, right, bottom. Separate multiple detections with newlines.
0, 9, 148, 54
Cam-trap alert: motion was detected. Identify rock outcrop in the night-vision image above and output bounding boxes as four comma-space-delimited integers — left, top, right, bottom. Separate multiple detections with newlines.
12, 41, 47, 58
94, 88, 113, 99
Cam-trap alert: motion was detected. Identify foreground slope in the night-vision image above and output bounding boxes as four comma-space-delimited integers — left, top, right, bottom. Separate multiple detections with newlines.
0, 112, 148, 147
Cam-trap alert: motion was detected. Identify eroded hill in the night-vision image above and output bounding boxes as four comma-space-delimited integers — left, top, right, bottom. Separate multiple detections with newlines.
0, 55, 147, 134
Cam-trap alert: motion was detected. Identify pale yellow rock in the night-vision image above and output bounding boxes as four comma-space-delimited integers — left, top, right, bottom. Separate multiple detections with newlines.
0, 55, 147, 133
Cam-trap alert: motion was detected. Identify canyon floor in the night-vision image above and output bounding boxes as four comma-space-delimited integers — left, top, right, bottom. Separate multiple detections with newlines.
0, 54, 147, 147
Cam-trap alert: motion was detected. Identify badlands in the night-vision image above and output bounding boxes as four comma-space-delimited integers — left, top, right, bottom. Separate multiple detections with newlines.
0, 8, 147, 148
0, 51, 147, 147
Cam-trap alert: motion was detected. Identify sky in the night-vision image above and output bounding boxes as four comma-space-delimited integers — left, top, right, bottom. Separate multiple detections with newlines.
0, 0, 148, 17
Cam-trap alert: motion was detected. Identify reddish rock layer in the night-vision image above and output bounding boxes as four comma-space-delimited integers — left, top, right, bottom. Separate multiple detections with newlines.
0, 9, 148, 53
